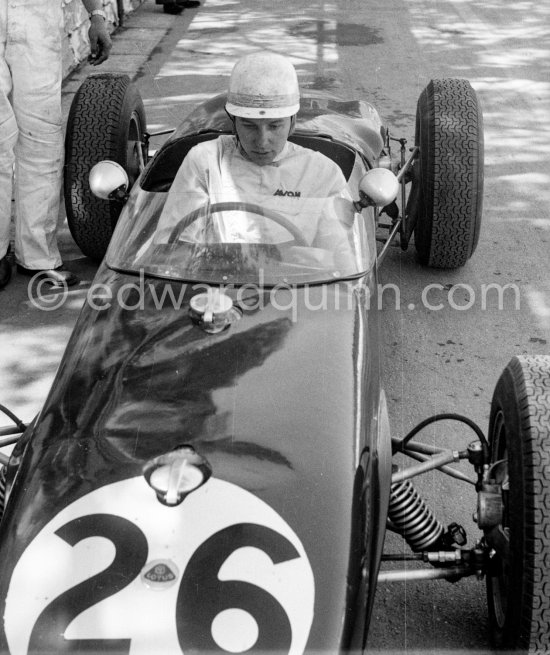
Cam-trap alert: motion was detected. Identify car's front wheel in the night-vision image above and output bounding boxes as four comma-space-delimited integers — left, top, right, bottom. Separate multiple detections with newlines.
64, 73, 147, 261
486, 355, 550, 653
411, 78, 484, 268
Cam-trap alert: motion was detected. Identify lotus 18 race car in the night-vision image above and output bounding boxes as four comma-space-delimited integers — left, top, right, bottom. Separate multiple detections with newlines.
0, 73, 549, 654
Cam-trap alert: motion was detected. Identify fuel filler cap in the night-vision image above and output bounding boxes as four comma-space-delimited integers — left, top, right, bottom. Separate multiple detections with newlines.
189, 288, 237, 333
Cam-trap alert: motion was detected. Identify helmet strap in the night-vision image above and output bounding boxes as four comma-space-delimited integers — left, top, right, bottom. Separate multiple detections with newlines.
288, 115, 296, 136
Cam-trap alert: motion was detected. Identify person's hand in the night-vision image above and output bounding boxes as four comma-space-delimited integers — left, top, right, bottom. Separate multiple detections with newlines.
329, 197, 357, 228
88, 16, 112, 65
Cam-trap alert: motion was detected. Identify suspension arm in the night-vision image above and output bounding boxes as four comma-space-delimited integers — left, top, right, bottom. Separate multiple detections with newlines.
392, 449, 469, 484
392, 438, 477, 485
377, 566, 474, 583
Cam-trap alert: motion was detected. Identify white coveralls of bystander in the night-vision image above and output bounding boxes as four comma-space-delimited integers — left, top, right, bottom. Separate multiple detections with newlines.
0, 0, 111, 289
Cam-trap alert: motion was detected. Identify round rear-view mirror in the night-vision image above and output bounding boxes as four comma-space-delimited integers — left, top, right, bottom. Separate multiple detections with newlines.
359, 168, 399, 207
89, 160, 129, 200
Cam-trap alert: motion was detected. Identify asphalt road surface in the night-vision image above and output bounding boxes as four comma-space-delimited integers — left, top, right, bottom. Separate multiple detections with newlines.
1, 0, 549, 652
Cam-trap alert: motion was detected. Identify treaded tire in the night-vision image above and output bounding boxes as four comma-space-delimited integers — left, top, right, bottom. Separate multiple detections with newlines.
64, 73, 146, 261
413, 78, 484, 268
486, 355, 550, 653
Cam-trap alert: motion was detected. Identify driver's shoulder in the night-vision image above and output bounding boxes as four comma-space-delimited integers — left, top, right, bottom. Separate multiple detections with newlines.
286, 141, 340, 170
188, 134, 236, 161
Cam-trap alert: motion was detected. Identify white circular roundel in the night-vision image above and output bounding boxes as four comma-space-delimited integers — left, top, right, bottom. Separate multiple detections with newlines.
5, 477, 315, 655
212, 609, 259, 652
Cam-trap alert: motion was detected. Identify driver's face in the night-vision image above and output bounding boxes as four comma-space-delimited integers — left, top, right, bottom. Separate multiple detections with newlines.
235, 116, 292, 166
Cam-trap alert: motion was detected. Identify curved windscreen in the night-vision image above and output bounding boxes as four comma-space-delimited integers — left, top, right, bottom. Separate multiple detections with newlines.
106, 145, 376, 286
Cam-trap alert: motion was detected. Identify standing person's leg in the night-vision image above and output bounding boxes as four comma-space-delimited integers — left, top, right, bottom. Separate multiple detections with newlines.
8, 1, 77, 285
0, 3, 17, 289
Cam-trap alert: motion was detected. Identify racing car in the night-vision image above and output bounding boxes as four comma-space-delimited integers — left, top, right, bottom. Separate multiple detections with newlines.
0, 72, 548, 654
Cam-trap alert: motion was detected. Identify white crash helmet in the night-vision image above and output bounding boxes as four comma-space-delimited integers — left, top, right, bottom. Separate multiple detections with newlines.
226, 52, 300, 119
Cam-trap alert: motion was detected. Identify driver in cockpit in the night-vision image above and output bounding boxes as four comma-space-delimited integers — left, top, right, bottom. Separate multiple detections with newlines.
160, 51, 354, 248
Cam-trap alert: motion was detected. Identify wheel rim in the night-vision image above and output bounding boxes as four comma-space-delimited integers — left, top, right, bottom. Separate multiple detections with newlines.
488, 409, 510, 631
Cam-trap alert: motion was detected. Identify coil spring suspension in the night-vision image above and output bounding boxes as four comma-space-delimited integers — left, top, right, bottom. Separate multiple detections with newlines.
388, 479, 443, 552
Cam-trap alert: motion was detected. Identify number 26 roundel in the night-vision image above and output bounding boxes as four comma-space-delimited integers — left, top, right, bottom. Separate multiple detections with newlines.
5, 477, 315, 654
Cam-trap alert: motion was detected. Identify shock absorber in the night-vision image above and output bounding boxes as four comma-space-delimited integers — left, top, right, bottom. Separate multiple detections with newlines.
388, 479, 444, 552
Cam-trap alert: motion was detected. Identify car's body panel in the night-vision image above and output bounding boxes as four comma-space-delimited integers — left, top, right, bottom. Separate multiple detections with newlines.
0, 90, 392, 654
0, 265, 388, 653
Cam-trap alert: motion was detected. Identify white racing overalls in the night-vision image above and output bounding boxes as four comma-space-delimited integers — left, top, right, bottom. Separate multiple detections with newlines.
159, 135, 351, 245
0, 0, 64, 268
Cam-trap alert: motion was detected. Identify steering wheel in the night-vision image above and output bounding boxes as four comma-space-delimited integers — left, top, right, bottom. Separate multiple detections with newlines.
168, 201, 309, 246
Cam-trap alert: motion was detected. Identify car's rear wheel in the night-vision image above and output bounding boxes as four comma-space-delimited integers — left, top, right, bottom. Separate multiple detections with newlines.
412, 78, 484, 268
64, 73, 147, 261
486, 355, 550, 653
